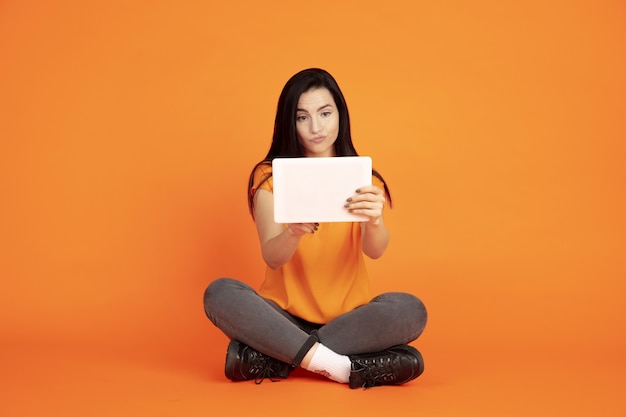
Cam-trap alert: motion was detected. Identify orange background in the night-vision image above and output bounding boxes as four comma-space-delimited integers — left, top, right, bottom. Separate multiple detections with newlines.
1, 0, 625, 416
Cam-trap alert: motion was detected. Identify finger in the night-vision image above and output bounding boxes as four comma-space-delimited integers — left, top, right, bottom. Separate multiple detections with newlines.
346, 200, 384, 210
348, 191, 385, 205
355, 185, 382, 195
300, 222, 318, 233
346, 204, 384, 217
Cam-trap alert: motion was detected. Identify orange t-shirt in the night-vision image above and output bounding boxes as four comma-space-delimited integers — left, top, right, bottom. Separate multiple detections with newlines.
251, 162, 380, 324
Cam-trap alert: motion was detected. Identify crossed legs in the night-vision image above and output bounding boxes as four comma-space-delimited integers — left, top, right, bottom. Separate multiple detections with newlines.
203, 277, 427, 365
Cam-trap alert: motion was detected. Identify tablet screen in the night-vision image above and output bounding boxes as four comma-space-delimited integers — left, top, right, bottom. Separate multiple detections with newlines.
272, 156, 372, 223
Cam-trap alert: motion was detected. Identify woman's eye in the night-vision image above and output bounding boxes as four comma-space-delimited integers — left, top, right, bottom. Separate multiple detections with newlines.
297, 115, 308, 122
321, 111, 332, 117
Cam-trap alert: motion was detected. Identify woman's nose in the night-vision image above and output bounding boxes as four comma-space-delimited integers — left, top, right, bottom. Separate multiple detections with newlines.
310, 117, 321, 133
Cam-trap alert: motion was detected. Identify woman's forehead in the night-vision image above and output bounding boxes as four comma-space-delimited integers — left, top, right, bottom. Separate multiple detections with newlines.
297, 87, 335, 110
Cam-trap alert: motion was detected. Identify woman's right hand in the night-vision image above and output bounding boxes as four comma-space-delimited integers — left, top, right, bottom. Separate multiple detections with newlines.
254, 189, 317, 269
287, 222, 319, 236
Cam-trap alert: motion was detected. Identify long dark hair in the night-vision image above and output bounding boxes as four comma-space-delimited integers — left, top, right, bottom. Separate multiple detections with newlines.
247, 68, 391, 217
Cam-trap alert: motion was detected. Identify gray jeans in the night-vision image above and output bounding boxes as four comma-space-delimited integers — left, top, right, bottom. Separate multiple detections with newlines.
204, 277, 428, 365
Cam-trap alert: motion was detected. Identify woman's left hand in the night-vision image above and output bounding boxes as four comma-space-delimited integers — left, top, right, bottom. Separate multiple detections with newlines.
344, 185, 386, 225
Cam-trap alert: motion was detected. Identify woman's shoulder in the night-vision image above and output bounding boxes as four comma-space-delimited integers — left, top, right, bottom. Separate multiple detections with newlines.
252, 160, 272, 176
250, 160, 274, 193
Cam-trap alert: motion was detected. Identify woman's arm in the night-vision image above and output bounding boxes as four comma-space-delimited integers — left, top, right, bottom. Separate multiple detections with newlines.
361, 216, 390, 259
253, 189, 318, 269
344, 185, 390, 259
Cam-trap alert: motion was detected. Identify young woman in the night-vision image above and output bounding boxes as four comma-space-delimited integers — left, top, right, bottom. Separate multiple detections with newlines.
204, 68, 427, 389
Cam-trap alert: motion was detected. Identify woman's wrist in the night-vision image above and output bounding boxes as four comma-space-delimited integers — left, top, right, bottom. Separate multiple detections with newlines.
368, 217, 382, 226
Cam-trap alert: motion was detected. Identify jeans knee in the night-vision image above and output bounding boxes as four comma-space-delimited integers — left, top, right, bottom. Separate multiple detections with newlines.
408, 293, 427, 321
405, 293, 428, 338
204, 277, 224, 306
203, 277, 239, 320
376, 292, 428, 339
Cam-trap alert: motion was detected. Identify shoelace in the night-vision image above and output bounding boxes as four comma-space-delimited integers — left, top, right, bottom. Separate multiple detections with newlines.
359, 355, 399, 388
249, 355, 284, 385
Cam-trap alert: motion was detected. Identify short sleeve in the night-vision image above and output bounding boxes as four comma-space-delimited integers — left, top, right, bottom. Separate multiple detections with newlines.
250, 162, 273, 197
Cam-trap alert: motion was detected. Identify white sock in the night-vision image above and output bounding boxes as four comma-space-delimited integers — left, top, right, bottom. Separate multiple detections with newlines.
304, 344, 351, 383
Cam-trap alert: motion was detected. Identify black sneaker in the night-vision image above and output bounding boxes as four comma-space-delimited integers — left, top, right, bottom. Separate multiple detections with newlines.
224, 340, 292, 384
349, 345, 424, 389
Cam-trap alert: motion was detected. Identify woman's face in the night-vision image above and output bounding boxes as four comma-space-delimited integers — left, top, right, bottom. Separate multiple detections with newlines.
295, 87, 339, 157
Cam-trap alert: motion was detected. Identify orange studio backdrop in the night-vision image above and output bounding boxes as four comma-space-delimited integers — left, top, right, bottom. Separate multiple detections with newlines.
1, 0, 625, 416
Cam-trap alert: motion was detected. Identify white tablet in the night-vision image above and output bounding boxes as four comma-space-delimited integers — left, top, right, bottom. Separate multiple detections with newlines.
272, 156, 372, 223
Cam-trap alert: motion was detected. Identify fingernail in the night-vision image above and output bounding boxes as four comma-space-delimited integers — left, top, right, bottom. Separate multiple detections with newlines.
346, 197, 352, 202
355, 189, 361, 193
